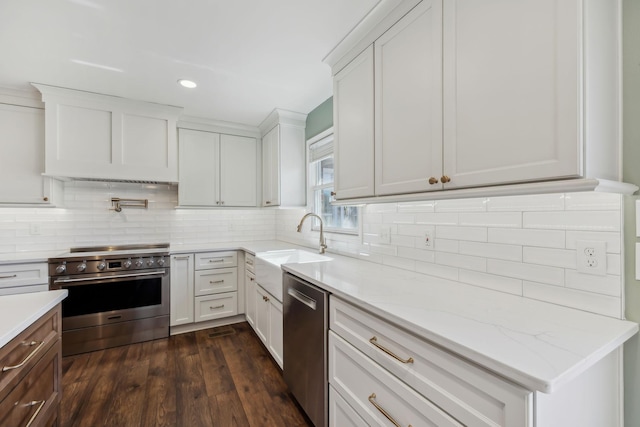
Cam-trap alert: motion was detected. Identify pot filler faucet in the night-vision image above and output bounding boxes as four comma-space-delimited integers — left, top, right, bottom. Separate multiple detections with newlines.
296, 213, 327, 254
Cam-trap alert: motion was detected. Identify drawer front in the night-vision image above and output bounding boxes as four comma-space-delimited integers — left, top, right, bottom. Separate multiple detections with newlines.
194, 267, 238, 296
330, 385, 368, 427
330, 296, 531, 427
0, 339, 60, 427
0, 284, 49, 297
0, 305, 60, 403
245, 253, 255, 273
195, 292, 238, 322
329, 331, 463, 427
0, 263, 48, 288
195, 251, 238, 270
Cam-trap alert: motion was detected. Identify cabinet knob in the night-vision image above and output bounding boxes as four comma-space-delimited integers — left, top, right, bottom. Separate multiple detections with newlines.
43, 197, 49, 202
330, 191, 336, 196
440, 175, 451, 183
265, 201, 271, 205
428, 177, 439, 185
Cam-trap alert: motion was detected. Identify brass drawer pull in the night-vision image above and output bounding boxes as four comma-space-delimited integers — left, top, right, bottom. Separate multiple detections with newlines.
208, 259, 224, 263
263, 295, 269, 302
369, 336, 414, 364
209, 280, 225, 284
246, 260, 254, 265
2, 341, 45, 372
428, 177, 438, 185
209, 305, 225, 310
368, 393, 412, 427
24, 399, 46, 427
0, 274, 18, 279
250, 277, 255, 281
440, 175, 451, 183
173, 256, 190, 260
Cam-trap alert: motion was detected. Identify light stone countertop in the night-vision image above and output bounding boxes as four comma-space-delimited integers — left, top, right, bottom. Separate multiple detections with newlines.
281, 254, 638, 394
0, 289, 68, 348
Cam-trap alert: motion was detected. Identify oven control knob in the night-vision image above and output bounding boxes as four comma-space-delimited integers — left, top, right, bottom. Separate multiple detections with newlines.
146, 258, 154, 267
123, 259, 132, 269
97, 261, 106, 271
55, 263, 66, 274
135, 259, 144, 268
156, 258, 165, 267
77, 263, 87, 272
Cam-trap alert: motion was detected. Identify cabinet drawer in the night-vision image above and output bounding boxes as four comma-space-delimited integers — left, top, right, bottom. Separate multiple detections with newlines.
195, 251, 237, 269
0, 339, 60, 427
0, 263, 48, 288
329, 331, 462, 427
194, 267, 237, 296
330, 385, 368, 427
330, 297, 531, 427
0, 305, 60, 403
245, 253, 255, 273
0, 284, 49, 297
195, 292, 238, 322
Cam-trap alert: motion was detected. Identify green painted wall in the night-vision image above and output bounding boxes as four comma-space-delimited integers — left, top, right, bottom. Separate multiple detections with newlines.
305, 97, 333, 140
623, 0, 640, 425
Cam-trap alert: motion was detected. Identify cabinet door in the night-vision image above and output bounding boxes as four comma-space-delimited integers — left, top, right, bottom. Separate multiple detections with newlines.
178, 129, 219, 206
375, 0, 443, 196
0, 104, 50, 204
170, 254, 194, 326
268, 297, 283, 369
333, 46, 375, 199
255, 285, 269, 344
262, 125, 280, 206
442, 0, 580, 189
220, 134, 257, 207
245, 271, 257, 327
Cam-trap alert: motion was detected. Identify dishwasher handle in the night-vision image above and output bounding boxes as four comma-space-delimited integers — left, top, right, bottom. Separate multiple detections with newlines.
287, 287, 317, 310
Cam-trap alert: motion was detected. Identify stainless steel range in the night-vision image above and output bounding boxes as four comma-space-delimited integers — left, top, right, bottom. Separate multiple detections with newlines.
48, 243, 170, 356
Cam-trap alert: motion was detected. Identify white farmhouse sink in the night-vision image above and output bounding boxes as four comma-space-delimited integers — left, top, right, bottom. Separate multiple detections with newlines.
255, 249, 332, 302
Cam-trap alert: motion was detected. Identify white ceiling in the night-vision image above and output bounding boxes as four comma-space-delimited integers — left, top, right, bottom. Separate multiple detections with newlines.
0, 0, 380, 126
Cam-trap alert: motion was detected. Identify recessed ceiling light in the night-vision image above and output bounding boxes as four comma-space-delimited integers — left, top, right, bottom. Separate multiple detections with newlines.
178, 79, 197, 89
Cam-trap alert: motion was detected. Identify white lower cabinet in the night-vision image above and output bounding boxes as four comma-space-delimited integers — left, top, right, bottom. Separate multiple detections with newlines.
329, 296, 531, 427
170, 251, 239, 330
0, 263, 49, 296
253, 282, 283, 369
329, 385, 368, 427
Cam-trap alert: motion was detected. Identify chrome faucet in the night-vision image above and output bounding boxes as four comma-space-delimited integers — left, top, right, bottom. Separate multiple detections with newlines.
296, 213, 327, 254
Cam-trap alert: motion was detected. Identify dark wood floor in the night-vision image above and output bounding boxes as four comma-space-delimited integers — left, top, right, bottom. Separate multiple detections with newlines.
60, 322, 312, 427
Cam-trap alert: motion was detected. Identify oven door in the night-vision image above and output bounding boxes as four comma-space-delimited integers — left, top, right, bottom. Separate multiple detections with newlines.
50, 269, 169, 331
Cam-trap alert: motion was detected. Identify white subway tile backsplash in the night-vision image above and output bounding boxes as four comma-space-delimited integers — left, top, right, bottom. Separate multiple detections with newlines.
415, 261, 459, 281
435, 198, 487, 212
522, 247, 576, 269
397, 224, 435, 237
487, 259, 564, 286
486, 193, 565, 212
436, 225, 487, 242
414, 213, 459, 225
382, 213, 415, 224
458, 241, 522, 262
488, 228, 565, 248
459, 212, 522, 228
607, 254, 621, 276
397, 247, 436, 263
397, 201, 435, 213
565, 231, 621, 253
565, 270, 622, 297
433, 239, 459, 253
523, 211, 620, 231
382, 255, 416, 270
564, 192, 621, 211
459, 270, 523, 295
436, 252, 486, 272
523, 281, 621, 318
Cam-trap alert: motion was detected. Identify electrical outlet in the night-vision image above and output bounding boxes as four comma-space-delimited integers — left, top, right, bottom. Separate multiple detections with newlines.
576, 240, 606, 276
424, 230, 433, 248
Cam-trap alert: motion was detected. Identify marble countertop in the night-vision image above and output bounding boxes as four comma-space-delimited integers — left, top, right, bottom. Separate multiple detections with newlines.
0, 290, 68, 348
282, 254, 638, 394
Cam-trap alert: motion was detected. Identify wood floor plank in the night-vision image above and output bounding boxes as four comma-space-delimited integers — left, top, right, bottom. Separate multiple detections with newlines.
60, 322, 311, 427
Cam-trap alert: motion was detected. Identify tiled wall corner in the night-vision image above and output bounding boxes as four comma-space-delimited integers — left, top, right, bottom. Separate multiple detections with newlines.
276, 192, 625, 319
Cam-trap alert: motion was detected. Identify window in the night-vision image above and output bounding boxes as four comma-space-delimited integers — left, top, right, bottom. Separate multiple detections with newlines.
308, 131, 359, 234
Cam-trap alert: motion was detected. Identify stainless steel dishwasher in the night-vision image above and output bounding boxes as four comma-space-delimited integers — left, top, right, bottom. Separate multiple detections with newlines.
283, 272, 329, 427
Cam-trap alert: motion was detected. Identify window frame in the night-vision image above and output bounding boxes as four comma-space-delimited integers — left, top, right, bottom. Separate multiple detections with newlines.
306, 128, 360, 236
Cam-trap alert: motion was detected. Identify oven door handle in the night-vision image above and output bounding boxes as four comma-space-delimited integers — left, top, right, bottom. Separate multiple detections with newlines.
53, 270, 167, 285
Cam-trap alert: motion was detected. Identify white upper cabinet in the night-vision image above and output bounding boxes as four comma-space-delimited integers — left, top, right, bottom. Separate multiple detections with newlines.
259, 109, 307, 207
0, 102, 58, 205
327, 0, 623, 201
334, 46, 375, 199
178, 128, 257, 207
375, 0, 443, 196
33, 84, 182, 183
441, 0, 580, 189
